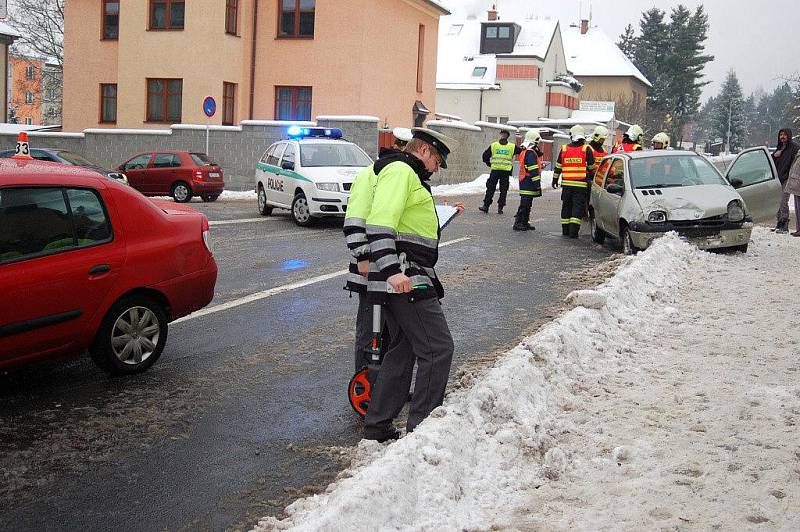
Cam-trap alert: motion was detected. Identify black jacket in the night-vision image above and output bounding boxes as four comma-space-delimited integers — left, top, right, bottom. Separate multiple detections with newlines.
773, 129, 799, 183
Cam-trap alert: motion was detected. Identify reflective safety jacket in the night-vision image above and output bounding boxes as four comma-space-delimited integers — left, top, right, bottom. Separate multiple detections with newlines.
489, 141, 515, 171
612, 141, 642, 153
554, 143, 594, 188
518, 148, 542, 197
343, 156, 383, 293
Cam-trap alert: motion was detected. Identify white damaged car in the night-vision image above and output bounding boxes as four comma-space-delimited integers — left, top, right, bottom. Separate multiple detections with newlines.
589, 147, 783, 254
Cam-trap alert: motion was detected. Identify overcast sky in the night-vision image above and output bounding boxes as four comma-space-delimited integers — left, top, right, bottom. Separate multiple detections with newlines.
439, 0, 800, 101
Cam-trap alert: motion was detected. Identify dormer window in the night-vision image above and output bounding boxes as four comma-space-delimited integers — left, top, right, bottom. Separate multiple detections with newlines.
480, 23, 519, 54
472, 67, 487, 78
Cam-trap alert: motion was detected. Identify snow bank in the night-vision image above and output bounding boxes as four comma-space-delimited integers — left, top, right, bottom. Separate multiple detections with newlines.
432, 171, 555, 196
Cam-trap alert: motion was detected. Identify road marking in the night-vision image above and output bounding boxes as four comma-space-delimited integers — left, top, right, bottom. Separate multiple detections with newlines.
210, 217, 278, 226
173, 237, 472, 324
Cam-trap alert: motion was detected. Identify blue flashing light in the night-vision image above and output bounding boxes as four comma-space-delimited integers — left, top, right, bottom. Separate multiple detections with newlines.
286, 126, 343, 140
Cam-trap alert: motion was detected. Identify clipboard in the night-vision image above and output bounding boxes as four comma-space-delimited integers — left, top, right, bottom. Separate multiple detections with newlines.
435, 204, 460, 230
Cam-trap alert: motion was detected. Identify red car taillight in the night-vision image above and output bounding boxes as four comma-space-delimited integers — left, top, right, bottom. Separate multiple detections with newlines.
195, 169, 204, 180
201, 216, 212, 253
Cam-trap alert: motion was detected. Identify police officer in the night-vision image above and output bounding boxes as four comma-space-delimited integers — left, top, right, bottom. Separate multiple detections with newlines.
552, 125, 595, 238
513, 129, 543, 231
651, 132, 670, 150
362, 127, 458, 442
612, 124, 644, 153
479, 129, 521, 214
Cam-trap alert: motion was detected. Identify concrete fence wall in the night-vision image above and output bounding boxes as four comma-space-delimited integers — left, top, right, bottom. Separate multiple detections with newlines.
1, 116, 532, 189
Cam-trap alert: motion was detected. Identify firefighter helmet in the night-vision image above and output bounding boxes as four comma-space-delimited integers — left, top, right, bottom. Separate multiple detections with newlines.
523, 128, 542, 148
570, 124, 586, 141
652, 132, 670, 149
592, 125, 610, 143
626, 124, 644, 143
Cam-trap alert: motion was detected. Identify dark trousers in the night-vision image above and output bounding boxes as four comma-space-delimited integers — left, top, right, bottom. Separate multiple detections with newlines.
777, 189, 791, 228
483, 169, 512, 208
561, 186, 587, 230
364, 296, 454, 434
514, 195, 533, 225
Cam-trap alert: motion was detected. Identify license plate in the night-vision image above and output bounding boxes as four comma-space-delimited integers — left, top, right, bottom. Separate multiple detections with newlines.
209, 172, 220, 178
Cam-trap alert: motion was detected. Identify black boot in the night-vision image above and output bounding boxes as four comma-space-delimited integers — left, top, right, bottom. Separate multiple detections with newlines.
497, 205, 504, 214
527, 223, 536, 230
478, 203, 489, 213
562, 225, 570, 236
569, 224, 580, 238
513, 222, 528, 231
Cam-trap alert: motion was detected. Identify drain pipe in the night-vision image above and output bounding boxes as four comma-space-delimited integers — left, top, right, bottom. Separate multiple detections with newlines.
249, 0, 259, 119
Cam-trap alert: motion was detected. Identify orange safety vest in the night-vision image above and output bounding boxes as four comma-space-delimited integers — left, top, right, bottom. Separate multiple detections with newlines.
612, 141, 641, 153
560, 144, 590, 188
518, 149, 542, 196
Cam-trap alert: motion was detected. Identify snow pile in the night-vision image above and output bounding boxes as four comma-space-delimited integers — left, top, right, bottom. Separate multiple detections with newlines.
256, 230, 800, 531
220, 189, 257, 201
432, 171, 554, 196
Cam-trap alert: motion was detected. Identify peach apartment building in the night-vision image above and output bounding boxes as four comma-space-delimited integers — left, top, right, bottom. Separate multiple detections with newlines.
62, 0, 449, 131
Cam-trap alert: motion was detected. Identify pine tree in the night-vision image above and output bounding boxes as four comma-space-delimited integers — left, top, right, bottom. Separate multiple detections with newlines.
712, 70, 747, 152
634, 8, 670, 132
694, 96, 717, 145
617, 24, 636, 59
792, 83, 800, 129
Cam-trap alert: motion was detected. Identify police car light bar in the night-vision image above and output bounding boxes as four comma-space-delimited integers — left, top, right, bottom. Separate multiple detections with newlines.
287, 126, 342, 139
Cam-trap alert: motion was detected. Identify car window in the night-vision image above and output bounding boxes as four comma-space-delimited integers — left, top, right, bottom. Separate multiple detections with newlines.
66, 189, 113, 244
190, 153, 214, 166
31, 149, 57, 162
629, 155, 726, 188
152, 154, 181, 168
281, 143, 296, 165
260, 145, 274, 164
266, 143, 285, 166
605, 159, 625, 190
55, 150, 95, 166
124, 154, 151, 170
726, 149, 774, 187
0, 187, 72, 263
594, 159, 611, 187
300, 143, 372, 167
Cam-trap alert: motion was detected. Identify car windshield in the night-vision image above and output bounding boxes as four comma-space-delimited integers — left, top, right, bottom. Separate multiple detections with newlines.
300, 143, 372, 167
190, 153, 215, 166
55, 150, 96, 167
629, 155, 727, 189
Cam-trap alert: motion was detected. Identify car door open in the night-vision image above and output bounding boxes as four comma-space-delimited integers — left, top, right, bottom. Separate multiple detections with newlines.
725, 147, 782, 222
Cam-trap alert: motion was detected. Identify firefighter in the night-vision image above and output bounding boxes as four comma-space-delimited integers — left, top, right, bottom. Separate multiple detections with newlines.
552, 125, 595, 238
651, 132, 670, 150
479, 129, 521, 214
612, 124, 644, 153
513, 129, 543, 231
585, 125, 610, 217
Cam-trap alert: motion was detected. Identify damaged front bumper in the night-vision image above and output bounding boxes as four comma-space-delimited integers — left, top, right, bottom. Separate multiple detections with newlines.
629, 220, 752, 250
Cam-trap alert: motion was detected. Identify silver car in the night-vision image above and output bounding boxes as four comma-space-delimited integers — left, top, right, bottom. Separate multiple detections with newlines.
588, 147, 783, 254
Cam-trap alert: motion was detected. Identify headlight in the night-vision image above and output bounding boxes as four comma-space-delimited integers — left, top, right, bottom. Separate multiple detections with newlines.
647, 210, 667, 223
727, 200, 744, 222
316, 182, 339, 192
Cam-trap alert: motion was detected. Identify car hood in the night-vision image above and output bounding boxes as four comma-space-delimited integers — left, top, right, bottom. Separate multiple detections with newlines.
301, 166, 363, 183
633, 184, 741, 220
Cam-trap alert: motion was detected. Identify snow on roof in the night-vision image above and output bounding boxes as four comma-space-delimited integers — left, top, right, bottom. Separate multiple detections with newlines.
436, 15, 558, 86
0, 123, 58, 135
562, 25, 651, 87
0, 21, 20, 39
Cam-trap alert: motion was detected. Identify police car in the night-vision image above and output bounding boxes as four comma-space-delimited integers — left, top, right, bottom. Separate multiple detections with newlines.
255, 127, 373, 226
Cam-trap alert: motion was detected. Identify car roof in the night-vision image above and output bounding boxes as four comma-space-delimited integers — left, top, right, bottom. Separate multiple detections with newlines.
286, 138, 355, 145
0, 158, 111, 186
616, 150, 702, 160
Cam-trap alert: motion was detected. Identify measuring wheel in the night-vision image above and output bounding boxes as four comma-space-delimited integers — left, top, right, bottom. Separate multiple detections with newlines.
348, 368, 372, 418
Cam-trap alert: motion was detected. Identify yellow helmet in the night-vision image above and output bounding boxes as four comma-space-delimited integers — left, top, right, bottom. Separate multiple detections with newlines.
523, 128, 542, 148
570, 124, 586, 141
592, 125, 610, 143
626, 124, 644, 143
652, 132, 670, 149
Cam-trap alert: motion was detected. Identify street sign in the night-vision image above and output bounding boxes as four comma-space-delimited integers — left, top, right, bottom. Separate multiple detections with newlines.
579, 100, 615, 113
202, 96, 216, 118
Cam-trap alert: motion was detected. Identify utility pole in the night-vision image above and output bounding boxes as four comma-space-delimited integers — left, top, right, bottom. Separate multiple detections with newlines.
726, 100, 732, 155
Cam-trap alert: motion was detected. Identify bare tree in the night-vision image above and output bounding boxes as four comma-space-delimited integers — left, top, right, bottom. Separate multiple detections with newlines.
8, 0, 64, 67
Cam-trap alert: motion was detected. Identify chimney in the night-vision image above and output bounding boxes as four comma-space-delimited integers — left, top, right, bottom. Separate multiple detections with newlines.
580, 19, 589, 34
488, 4, 498, 21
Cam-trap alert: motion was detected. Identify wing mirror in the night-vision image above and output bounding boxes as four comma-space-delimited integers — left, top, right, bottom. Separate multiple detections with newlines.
606, 183, 624, 196
281, 161, 295, 171
729, 178, 743, 188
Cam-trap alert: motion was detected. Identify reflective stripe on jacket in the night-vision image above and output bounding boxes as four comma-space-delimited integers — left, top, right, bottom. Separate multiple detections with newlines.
518, 149, 542, 197
612, 142, 641, 153
560, 144, 590, 188
489, 141, 514, 171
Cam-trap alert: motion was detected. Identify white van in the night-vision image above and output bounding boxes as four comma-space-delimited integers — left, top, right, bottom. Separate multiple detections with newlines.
255, 127, 373, 226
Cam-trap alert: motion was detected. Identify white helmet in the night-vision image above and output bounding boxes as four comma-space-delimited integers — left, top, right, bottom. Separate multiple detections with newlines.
626, 124, 644, 143
392, 127, 413, 143
570, 124, 586, 141
651, 132, 670, 149
523, 128, 542, 148
592, 125, 610, 143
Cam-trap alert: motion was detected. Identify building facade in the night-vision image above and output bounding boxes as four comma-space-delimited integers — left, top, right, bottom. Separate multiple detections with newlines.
0, 21, 20, 123
8, 54, 62, 126
62, 0, 447, 131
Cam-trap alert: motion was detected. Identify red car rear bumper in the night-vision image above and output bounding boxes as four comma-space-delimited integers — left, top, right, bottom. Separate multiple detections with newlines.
191, 180, 224, 195
154, 256, 218, 321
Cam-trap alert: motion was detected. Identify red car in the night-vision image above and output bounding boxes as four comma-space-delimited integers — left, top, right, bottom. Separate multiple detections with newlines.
117, 150, 224, 203
0, 159, 218, 374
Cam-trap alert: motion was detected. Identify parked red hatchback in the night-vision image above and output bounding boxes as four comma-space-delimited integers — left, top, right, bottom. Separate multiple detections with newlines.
0, 159, 218, 374
117, 151, 224, 203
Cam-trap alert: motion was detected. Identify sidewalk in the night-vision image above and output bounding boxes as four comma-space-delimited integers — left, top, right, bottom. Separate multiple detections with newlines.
256, 228, 800, 531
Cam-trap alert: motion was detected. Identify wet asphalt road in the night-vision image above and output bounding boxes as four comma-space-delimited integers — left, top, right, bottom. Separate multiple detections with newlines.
1, 190, 618, 531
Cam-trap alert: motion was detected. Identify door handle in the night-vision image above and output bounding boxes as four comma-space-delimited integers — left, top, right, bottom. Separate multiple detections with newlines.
89, 264, 111, 275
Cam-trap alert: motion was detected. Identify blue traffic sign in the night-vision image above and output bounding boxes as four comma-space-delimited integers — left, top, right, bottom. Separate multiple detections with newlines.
202, 96, 217, 118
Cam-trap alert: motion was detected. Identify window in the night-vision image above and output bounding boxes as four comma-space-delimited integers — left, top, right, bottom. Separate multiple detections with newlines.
225, 0, 238, 35
25, 92, 34, 104
499, 117, 509, 124
147, 78, 182, 122
594, 159, 611, 187
275, 86, 311, 121
726, 150, 774, 188
471, 67, 487, 78
281, 143, 295, 167
448, 24, 463, 35
25, 65, 35, 80
481, 23, 517, 54
222, 82, 236, 125
123, 153, 152, 170
150, 0, 184, 30
300, 144, 372, 168
25, 117, 33, 125
416, 24, 425, 93
266, 143, 285, 165
486, 116, 497, 123
103, 0, 120, 39
100, 84, 117, 123
605, 159, 625, 190
0, 187, 112, 264
278, 0, 315, 38
498, 26, 511, 39
153, 153, 182, 168
486, 26, 498, 39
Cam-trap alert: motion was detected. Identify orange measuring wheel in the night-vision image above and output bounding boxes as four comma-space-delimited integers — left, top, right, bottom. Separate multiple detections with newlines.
348, 368, 372, 418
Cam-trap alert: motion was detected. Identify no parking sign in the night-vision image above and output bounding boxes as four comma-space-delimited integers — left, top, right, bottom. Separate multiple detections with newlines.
202, 96, 217, 118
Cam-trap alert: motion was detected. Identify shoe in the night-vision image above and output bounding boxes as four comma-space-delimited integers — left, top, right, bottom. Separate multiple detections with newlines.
364, 427, 402, 443
569, 224, 580, 238
513, 223, 528, 231
498, 206, 504, 214
562, 225, 570, 236
527, 224, 536, 231
791, 231, 800, 237
776, 227, 789, 234
478, 205, 489, 213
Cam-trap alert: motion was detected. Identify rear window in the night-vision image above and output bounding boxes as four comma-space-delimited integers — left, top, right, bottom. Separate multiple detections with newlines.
55, 150, 96, 167
190, 153, 214, 166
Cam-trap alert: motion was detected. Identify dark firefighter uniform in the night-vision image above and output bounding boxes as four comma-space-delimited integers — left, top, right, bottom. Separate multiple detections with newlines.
553, 141, 595, 238
480, 136, 521, 214
513, 146, 542, 231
